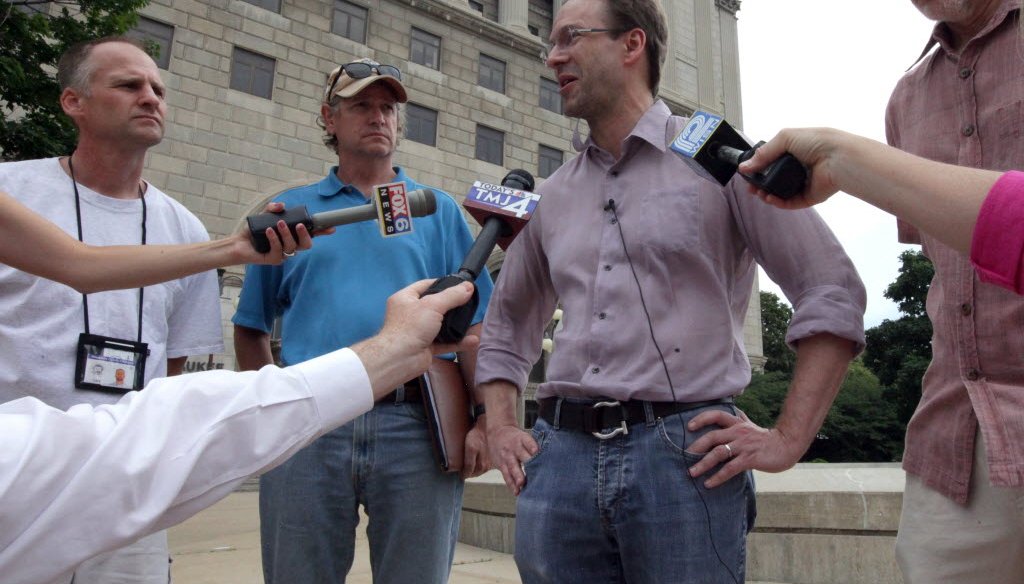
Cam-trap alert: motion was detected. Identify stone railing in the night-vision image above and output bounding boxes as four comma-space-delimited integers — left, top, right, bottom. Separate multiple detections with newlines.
460, 463, 905, 584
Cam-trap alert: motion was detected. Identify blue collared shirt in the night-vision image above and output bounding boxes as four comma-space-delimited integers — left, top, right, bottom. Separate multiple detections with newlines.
233, 167, 493, 366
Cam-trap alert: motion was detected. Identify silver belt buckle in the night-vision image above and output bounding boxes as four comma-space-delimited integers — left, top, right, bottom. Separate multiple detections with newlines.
591, 400, 629, 440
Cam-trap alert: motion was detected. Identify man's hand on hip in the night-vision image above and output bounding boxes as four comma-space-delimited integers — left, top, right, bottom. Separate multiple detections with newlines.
684, 409, 813, 488
488, 424, 538, 496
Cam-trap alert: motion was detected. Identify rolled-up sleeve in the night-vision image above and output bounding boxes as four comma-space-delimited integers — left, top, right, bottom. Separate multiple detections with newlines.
972, 171, 1024, 295
726, 180, 867, 353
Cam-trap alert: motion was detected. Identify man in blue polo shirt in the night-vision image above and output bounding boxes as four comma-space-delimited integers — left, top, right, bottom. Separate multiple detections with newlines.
232, 60, 494, 584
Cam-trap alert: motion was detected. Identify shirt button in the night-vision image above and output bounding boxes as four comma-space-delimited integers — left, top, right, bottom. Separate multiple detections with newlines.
961, 303, 973, 316
610, 218, 617, 225
963, 124, 975, 136
603, 264, 612, 271
598, 312, 606, 320
959, 68, 972, 79
591, 367, 600, 374
966, 369, 980, 381
610, 171, 619, 177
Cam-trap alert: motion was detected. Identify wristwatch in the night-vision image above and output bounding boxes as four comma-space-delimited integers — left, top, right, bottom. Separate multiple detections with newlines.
472, 403, 486, 420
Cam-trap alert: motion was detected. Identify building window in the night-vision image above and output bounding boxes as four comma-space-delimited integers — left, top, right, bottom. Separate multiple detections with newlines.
468, 0, 483, 13
478, 53, 506, 93
539, 77, 561, 114
410, 28, 441, 70
129, 17, 174, 70
476, 125, 504, 165
240, 0, 280, 11
332, 0, 368, 44
538, 144, 563, 178
406, 103, 438, 147
230, 47, 275, 99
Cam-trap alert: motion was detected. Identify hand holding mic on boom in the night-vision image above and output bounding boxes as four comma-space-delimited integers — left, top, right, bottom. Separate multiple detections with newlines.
245, 187, 438, 253
423, 169, 540, 343
670, 111, 807, 199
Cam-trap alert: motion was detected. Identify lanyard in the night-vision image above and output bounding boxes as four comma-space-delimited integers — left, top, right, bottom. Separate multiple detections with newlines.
67, 154, 147, 343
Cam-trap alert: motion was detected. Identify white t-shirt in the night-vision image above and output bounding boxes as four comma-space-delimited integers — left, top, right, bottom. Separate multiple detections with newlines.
0, 158, 224, 409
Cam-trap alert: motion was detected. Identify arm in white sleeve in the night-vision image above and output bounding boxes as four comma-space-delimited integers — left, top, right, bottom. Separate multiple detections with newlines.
0, 348, 373, 584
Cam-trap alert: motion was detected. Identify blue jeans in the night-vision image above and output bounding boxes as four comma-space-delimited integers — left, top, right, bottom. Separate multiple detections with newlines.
259, 399, 463, 584
514, 401, 756, 584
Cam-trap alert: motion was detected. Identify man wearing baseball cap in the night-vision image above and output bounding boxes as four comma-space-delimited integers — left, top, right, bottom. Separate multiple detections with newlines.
232, 59, 495, 583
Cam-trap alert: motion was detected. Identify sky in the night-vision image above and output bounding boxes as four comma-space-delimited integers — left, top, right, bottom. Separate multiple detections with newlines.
735, 1, 936, 327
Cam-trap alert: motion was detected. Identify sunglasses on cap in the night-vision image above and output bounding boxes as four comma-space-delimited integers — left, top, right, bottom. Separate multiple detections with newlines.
325, 62, 403, 99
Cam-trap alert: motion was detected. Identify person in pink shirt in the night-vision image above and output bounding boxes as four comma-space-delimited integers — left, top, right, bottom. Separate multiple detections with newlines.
739, 2, 1024, 581
739, 127, 1024, 295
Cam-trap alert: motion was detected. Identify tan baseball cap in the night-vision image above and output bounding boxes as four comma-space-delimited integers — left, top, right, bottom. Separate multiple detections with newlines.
324, 58, 408, 103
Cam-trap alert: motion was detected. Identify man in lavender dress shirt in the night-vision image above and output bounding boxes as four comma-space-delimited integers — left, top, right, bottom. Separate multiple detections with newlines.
474, 0, 866, 582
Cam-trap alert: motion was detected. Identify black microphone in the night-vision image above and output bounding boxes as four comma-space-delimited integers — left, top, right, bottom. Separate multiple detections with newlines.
669, 111, 807, 199
246, 188, 437, 253
423, 169, 540, 343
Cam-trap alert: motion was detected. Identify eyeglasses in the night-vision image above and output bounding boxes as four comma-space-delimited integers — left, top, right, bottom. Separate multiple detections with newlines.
541, 26, 627, 61
325, 62, 402, 100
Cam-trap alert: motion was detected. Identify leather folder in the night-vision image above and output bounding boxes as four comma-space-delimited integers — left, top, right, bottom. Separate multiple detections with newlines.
418, 358, 471, 473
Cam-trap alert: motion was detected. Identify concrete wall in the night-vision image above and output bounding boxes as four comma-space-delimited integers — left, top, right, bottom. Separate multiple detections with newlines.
461, 463, 906, 584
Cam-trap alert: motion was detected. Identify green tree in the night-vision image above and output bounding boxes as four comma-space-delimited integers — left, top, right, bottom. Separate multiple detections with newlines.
759, 291, 795, 375
804, 360, 904, 462
863, 250, 934, 424
738, 362, 904, 463
1, 0, 149, 160
736, 370, 789, 428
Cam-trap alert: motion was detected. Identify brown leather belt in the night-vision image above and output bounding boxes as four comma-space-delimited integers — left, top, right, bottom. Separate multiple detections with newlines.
538, 396, 733, 439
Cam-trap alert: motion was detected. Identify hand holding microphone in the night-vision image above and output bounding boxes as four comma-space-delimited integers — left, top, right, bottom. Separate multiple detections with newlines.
245, 187, 438, 253
670, 111, 807, 199
737, 127, 855, 209
423, 169, 540, 343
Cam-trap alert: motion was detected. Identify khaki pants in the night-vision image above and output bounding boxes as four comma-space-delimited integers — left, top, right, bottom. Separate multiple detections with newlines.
897, 436, 1024, 583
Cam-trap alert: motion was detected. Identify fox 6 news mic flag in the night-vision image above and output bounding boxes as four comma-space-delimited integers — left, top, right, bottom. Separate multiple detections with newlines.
423, 170, 540, 344
670, 111, 807, 199
246, 187, 436, 252
374, 182, 415, 237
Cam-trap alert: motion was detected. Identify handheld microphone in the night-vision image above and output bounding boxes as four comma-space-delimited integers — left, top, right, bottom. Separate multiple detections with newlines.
669, 111, 807, 199
424, 169, 541, 343
246, 188, 437, 253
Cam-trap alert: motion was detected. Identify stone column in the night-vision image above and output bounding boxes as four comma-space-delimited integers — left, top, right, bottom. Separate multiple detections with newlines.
694, 0, 716, 110
499, 0, 530, 33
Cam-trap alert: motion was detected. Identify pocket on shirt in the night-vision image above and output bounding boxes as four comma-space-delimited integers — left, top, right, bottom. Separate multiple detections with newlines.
635, 188, 701, 254
994, 101, 1023, 141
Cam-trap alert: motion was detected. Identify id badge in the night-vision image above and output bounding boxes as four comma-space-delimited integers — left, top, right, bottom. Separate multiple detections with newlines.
75, 333, 149, 393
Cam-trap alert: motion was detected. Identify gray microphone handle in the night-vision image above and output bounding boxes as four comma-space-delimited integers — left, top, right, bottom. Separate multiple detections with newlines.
311, 188, 437, 230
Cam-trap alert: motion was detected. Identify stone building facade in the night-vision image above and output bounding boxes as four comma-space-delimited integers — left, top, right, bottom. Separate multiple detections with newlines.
127, 0, 766, 381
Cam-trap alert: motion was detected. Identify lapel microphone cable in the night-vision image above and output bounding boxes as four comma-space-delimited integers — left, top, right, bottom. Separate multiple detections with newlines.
604, 197, 741, 584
